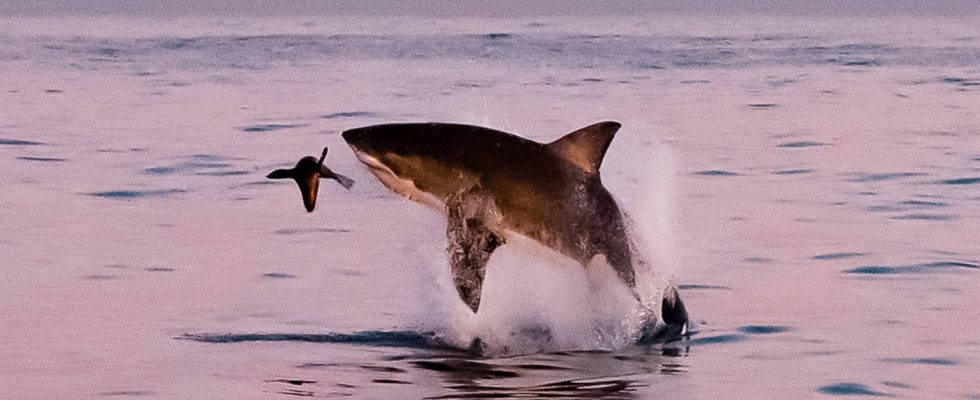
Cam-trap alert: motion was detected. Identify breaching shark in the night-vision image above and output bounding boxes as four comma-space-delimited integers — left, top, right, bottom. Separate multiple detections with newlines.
336, 121, 688, 330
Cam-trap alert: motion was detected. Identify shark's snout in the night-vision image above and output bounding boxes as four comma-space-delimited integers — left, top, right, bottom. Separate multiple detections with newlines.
341, 128, 366, 151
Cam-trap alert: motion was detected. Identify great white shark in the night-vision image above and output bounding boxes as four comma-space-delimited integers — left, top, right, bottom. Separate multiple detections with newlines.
335, 121, 688, 329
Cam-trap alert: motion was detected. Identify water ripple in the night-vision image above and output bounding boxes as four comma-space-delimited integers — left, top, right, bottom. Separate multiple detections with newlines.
178, 330, 451, 350
737, 325, 793, 335
88, 189, 187, 199
813, 252, 866, 260
880, 357, 957, 366
241, 123, 307, 133
844, 261, 978, 275
0, 137, 43, 146
818, 382, 887, 396
694, 170, 740, 177
936, 177, 980, 185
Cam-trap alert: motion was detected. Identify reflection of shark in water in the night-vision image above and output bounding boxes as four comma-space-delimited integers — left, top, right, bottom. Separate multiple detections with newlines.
337, 121, 687, 330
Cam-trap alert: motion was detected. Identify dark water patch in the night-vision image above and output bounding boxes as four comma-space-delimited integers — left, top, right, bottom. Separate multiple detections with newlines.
678, 284, 731, 290
143, 157, 244, 177
688, 334, 748, 345
412, 359, 520, 379
196, 170, 250, 176
456, 81, 489, 88
277, 388, 314, 397
628, 62, 665, 70
514, 363, 571, 371
322, 111, 380, 120
694, 169, 740, 177
900, 200, 948, 208
845, 172, 925, 182
87, 189, 186, 200
741, 257, 773, 264
748, 103, 778, 108
778, 141, 828, 148
426, 376, 640, 399
361, 365, 406, 373
581, 78, 603, 83
45, 89, 64, 93
145, 267, 175, 272
814, 252, 866, 260
295, 362, 340, 369
939, 76, 980, 87
844, 261, 978, 275
880, 381, 913, 389
143, 166, 177, 175
99, 390, 153, 396
275, 228, 352, 235
738, 325, 792, 335
268, 378, 316, 386
483, 33, 513, 40
680, 79, 711, 84
773, 169, 813, 175
82, 274, 120, 281
17, 156, 66, 162
241, 123, 306, 133
867, 200, 948, 213
262, 272, 296, 279
372, 378, 412, 385
179, 330, 450, 349
840, 60, 881, 67
818, 382, 887, 396
881, 357, 957, 366
890, 214, 954, 221
0, 138, 43, 146
936, 177, 980, 185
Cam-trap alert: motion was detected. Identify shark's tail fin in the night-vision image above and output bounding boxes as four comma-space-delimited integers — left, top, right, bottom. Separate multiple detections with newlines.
661, 285, 689, 335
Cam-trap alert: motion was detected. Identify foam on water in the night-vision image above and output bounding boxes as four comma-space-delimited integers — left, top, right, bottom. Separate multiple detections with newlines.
409, 138, 679, 356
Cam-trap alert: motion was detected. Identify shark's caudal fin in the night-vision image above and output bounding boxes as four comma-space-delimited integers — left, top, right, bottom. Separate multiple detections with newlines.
545, 121, 621, 175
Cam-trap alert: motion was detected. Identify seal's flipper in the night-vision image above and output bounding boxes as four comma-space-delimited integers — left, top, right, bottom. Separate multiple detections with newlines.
446, 194, 502, 313
323, 168, 355, 190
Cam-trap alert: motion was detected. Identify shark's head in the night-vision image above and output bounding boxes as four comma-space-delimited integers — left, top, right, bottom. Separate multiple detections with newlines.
341, 124, 418, 161
342, 124, 475, 207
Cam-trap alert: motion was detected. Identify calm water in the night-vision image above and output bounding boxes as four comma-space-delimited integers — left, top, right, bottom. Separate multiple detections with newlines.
0, 15, 978, 399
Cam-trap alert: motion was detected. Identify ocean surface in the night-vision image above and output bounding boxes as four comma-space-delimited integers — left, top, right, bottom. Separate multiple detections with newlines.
0, 15, 977, 399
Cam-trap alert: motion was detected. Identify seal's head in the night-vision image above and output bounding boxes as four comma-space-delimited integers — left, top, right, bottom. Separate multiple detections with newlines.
267, 147, 354, 212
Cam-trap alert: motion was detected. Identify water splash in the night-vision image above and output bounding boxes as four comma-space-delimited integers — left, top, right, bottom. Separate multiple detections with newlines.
409, 137, 681, 356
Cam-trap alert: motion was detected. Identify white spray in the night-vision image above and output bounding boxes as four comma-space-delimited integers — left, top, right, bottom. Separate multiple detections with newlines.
412, 132, 680, 356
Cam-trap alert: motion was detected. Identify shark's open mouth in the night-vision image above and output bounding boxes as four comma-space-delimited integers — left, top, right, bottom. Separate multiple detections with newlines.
351, 149, 444, 210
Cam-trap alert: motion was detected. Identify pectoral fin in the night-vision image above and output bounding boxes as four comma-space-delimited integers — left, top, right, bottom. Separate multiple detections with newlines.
446, 194, 502, 313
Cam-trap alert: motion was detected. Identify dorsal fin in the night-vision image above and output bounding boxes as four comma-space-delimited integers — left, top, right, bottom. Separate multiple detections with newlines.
546, 121, 621, 175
